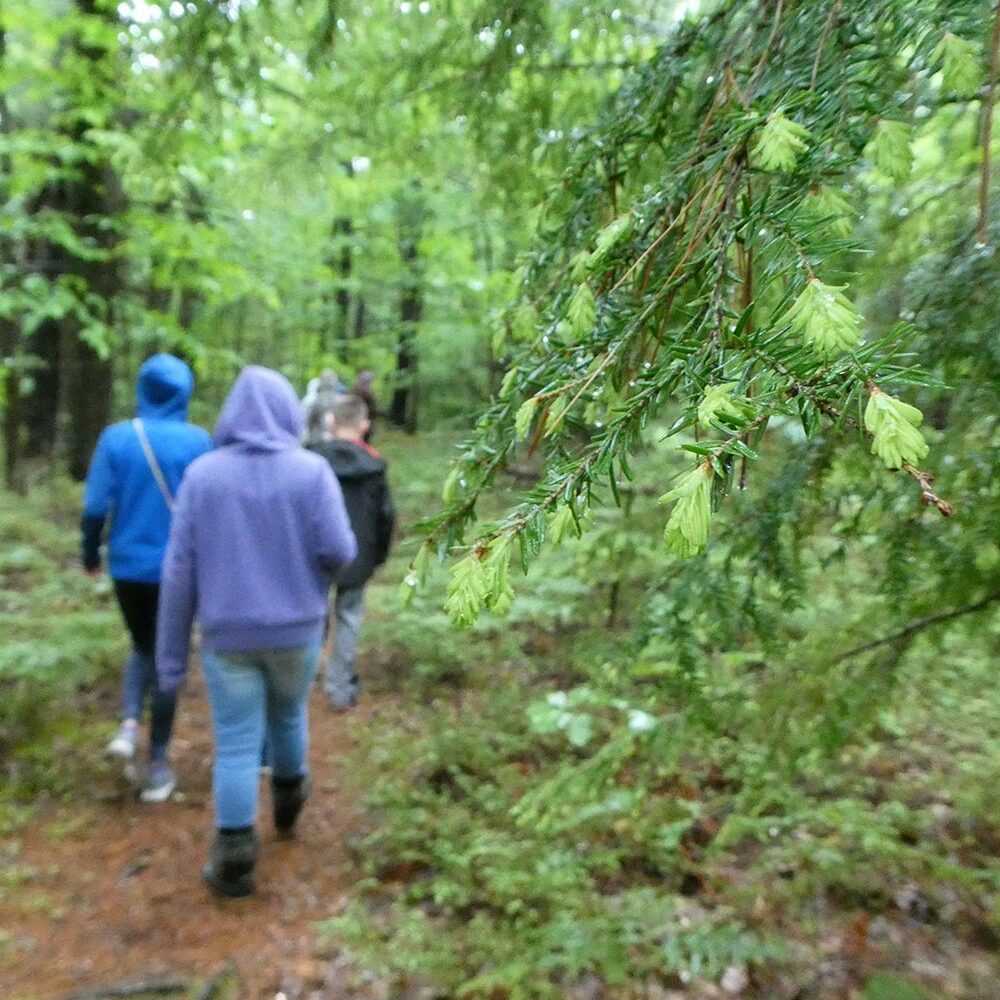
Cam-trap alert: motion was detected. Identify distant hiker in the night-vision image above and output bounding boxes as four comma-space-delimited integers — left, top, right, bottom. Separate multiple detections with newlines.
310, 393, 395, 711
352, 369, 379, 443
156, 366, 356, 898
81, 353, 212, 803
301, 368, 345, 445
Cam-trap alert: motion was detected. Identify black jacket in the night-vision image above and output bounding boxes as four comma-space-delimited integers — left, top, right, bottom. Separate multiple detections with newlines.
310, 439, 395, 589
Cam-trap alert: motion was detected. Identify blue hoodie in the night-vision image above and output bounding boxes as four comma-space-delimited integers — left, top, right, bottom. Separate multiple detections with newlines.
81, 354, 213, 583
156, 366, 357, 691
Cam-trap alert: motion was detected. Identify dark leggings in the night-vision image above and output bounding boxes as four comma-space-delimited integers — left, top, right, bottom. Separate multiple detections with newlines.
113, 580, 177, 761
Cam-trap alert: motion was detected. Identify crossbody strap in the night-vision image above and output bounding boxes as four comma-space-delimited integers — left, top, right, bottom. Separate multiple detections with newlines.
132, 418, 175, 512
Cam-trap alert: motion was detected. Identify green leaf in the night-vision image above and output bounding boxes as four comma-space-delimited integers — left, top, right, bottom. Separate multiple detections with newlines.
565, 713, 594, 747
863, 974, 932, 1000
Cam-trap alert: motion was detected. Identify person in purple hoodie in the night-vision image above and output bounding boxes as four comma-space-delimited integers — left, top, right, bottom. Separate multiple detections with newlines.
156, 366, 357, 898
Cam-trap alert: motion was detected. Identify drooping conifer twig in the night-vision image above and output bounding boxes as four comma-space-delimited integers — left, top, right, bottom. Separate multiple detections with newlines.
415, 0, 988, 625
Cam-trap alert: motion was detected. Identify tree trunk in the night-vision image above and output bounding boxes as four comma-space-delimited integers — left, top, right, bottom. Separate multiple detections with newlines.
390, 187, 423, 433
334, 215, 352, 354
390, 254, 421, 432
0, 19, 24, 491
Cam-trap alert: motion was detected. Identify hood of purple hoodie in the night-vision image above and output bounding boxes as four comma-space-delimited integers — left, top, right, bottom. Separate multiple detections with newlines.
214, 366, 304, 451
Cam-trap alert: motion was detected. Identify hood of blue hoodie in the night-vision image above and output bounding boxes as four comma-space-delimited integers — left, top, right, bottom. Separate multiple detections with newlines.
136, 354, 194, 421
214, 366, 304, 451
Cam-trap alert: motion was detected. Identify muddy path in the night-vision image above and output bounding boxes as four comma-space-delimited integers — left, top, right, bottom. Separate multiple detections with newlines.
2, 667, 377, 1000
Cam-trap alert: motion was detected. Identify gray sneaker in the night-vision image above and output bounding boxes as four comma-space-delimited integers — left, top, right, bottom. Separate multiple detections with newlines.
139, 761, 176, 803
106, 722, 138, 760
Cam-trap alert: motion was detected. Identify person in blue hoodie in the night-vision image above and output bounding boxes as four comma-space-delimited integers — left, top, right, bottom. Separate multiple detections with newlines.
81, 353, 212, 803
156, 366, 356, 898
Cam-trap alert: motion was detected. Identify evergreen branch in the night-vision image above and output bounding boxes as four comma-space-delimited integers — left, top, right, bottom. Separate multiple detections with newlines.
828, 591, 1000, 665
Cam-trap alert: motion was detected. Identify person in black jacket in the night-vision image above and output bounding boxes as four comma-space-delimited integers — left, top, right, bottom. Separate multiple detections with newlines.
310, 394, 395, 709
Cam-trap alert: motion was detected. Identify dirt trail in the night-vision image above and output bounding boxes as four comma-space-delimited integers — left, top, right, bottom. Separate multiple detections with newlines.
2, 669, 373, 1000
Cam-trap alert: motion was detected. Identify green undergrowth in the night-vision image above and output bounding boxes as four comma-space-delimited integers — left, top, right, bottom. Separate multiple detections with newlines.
325, 429, 1000, 998
0, 482, 123, 798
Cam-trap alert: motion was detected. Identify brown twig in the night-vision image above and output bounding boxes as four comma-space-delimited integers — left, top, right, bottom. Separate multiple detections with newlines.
829, 592, 1000, 665
810, 0, 843, 91
749, 0, 784, 90
901, 461, 955, 517
60, 980, 190, 1000
978, 0, 1000, 245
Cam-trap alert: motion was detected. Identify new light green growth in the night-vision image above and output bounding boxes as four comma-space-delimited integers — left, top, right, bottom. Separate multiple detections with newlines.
865, 120, 914, 181
752, 112, 810, 173
781, 278, 863, 357
803, 185, 856, 238
698, 383, 753, 430
864, 387, 930, 469
659, 463, 714, 557
935, 33, 982, 96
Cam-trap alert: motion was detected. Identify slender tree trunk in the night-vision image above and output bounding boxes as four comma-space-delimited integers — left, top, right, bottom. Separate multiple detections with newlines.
333, 215, 352, 354
0, 18, 24, 491
390, 186, 423, 433
390, 242, 421, 433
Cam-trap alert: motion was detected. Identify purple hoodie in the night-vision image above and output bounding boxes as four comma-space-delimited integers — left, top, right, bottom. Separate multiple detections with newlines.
156, 366, 357, 691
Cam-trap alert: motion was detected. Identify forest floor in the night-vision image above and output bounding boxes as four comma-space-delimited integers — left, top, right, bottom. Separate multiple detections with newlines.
2, 661, 388, 1000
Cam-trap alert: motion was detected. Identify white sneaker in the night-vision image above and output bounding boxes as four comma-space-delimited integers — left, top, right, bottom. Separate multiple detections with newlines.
106, 722, 138, 760
139, 761, 176, 803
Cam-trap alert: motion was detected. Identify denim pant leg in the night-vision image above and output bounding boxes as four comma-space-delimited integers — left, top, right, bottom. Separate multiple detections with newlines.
263, 643, 319, 782
114, 579, 177, 761
121, 649, 153, 722
201, 651, 268, 829
121, 650, 177, 761
325, 586, 365, 705
148, 685, 178, 763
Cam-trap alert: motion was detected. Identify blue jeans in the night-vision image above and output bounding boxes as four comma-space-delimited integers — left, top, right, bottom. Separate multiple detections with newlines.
114, 579, 176, 762
325, 586, 365, 707
201, 642, 320, 830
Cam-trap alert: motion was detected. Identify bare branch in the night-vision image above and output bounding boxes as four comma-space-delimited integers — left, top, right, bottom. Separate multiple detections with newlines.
829, 592, 1000, 665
